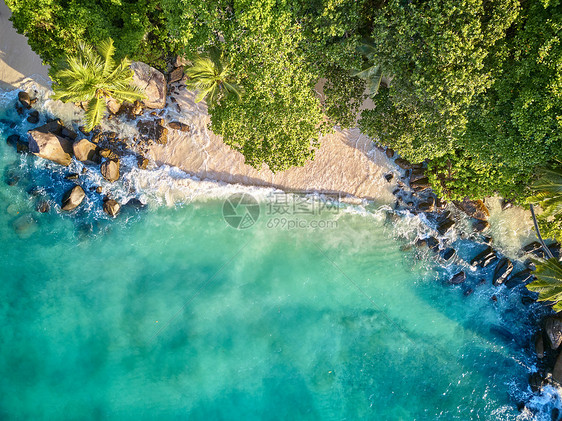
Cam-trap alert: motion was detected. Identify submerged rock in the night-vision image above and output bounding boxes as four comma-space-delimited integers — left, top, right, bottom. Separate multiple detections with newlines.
493, 257, 514, 286
100, 159, 120, 182
505, 269, 534, 289
440, 248, 456, 261
36, 200, 50, 213
27, 110, 40, 124
28, 130, 74, 166
454, 198, 489, 221
137, 156, 149, 169
103, 198, 121, 217
131, 61, 166, 109
61, 185, 85, 211
553, 353, 562, 384
448, 271, 466, 285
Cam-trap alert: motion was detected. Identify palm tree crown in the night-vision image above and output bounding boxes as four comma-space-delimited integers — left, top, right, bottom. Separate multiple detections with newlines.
527, 257, 562, 311
184, 52, 243, 105
51, 38, 145, 131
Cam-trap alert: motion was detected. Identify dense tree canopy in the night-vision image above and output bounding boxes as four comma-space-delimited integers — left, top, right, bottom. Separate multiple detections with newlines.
6, 0, 562, 239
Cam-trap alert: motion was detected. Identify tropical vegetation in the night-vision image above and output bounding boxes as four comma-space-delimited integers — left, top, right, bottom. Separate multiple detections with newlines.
51, 38, 145, 131
527, 258, 562, 311
6, 0, 562, 239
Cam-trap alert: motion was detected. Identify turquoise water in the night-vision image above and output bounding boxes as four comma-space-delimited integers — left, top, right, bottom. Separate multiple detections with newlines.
0, 90, 548, 419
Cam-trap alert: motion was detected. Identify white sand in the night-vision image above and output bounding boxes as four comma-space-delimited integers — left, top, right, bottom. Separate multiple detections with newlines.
0, 0, 50, 90
148, 89, 396, 201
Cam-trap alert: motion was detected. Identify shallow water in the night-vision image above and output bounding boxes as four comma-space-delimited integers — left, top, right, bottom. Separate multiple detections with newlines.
0, 88, 555, 420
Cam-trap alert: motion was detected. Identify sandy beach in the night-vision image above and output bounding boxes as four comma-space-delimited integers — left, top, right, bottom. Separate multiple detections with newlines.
0, 0, 50, 91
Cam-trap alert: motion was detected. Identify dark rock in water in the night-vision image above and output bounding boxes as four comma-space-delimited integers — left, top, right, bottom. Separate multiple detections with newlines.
6, 134, 20, 147
491, 295, 498, 302
65, 173, 79, 180
470, 246, 498, 267
545, 315, 562, 349
440, 248, 456, 261
505, 269, 534, 289
448, 271, 466, 285
553, 353, 562, 384
410, 177, 430, 191
36, 200, 50, 213
27, 110, 40, 124
101, 159, 120, 183
473, 219, 489, 232
28, 130, 74, 166
493, 257, 513, 286
426, 236, 439, 251
124, 198, 146, 209
454, 198, 489, 221
418, 200, 434, 212
137, 119, 168, 144
394, 158, 412, 170
481, 235, 493, 245
131, 61, 167, 109
392, 188, 401, 196
535, 333, 545, 358
436, 217, 455, 235
463, 288, 473, 296
137, 156, 149, 169
96, 186, 103, 194
529, 372, 545, 392
61, 127, 78, 141
16, 140, 29, 154
18, 91, 32, 109
61, 185, 85, 211
103, 198, 121, 217
384, 173, 393, 182
523, 241, 544, 254
415, 238, 427, 248
552, 407, 560, 421
385, 148, 394, 158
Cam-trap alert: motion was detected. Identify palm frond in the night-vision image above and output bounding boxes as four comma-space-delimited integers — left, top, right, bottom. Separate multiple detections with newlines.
84, 97, 106, 131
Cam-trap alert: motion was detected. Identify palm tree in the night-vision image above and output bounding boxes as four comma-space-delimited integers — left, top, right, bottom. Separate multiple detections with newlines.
351, 41, 388, 98
184, 50, 243, 105
51, 38, 145, 131
526, 258, 562, 311
526, 165, 562, 309
527, 165, 562, 252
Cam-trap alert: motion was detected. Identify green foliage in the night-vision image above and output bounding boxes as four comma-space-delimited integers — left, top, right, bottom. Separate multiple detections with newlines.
6, 0, 178, 70
527, 166, 562, 244
526, 258, 562, 312
426, 150, 529, 201
323, 66, 366, 129
184, 52, 243, 105
51, 39, 145, 131
359, 0, 520, 163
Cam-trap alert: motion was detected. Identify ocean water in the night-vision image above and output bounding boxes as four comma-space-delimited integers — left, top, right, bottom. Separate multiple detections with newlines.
0, 88, 556, 420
